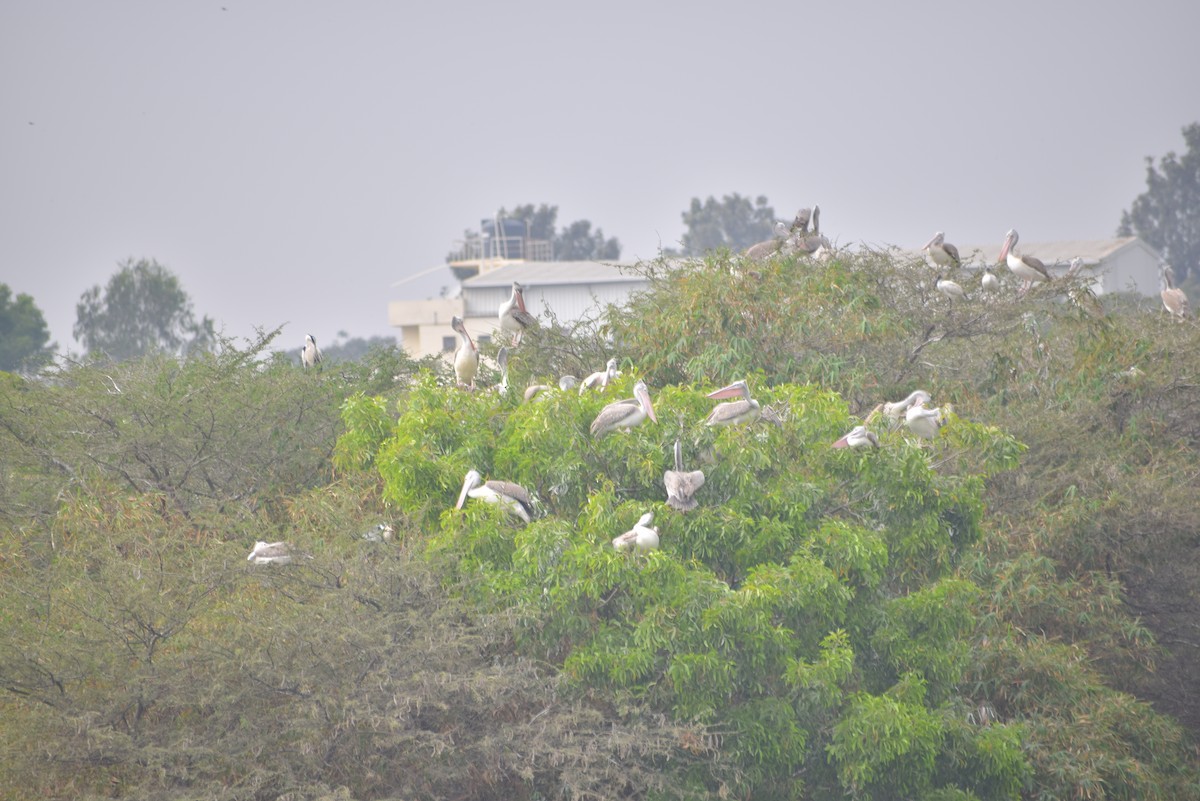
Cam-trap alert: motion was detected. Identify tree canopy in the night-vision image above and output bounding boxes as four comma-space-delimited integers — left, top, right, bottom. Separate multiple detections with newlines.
1119, 122, 1200, 283
74, 258, 216, 361
0, 284, 55, 373
677, 193, 778, 256
496, 203, 622, 261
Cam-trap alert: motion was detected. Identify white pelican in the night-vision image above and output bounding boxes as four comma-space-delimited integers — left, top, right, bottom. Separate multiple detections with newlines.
999, 229, 1051, 293
524, 374, 579, 402
301, 334, 321, 369
882, 390, 932, 422
580, 358, 620, 393
981, 269, 1000, 292
499, 281, 537, 346
591, 380, 657, 436
1160, 264, 1190, 321
493, 346, 510, 395
451, 316, 478, 388
360, 523, 394, 542
922, 232, 961, 269
612, 511, 659, 552
935, 274, 967, 301
664, 440, 705, 512
455, 469, 534, 524
705, 380, 761, 426
832, 424, 880, 449
905, 397, 946, 440
247, 540, 297, 565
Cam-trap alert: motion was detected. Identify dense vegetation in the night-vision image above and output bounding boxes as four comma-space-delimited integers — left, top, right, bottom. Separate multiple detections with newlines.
2, 252, 1198, 801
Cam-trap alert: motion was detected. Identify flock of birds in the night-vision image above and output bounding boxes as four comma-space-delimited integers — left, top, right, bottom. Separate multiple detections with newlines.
251, 208, 1190, 564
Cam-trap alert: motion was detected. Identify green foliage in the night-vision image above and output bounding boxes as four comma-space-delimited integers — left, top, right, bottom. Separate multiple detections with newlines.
0, 283, 55, 372
1119, 121, 1200, 283
74, 258, 216, 361
677, 192, 778, 255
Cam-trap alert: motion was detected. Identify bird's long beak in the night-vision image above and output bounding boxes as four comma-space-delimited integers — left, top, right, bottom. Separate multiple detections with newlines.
863, 403, 884, 425
831, 433, 851, 449
998, 234, 1012, 262
515, 287, 527, 313
706, 382, 745, 400
455, 476, 472, 510
638, 384, 658, 423
922, 234, 938, 251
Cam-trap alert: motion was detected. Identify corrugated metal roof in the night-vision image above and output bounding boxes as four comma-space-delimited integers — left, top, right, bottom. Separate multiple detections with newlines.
897, 237, 1157, 267
463, 260, 648, 289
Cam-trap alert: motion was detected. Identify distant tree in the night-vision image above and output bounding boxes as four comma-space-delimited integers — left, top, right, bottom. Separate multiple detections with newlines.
678, 192, 777, 256
74, 258, 216, 361
0, 284, 55, 373
1119, 122, 1200, 283
496, 203, 623, 261
316, 332, 400, 363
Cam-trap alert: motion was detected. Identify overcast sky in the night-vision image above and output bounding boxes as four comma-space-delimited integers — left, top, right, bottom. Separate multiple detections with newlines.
2, 1, 1198, 355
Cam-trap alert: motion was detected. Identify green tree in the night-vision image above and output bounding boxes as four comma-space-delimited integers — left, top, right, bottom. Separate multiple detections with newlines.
678, 192, 777, 255
74, 258, 216, 361
0, 284, 55, 372
497, 203, 622, 260
1119, 122, 1200, 283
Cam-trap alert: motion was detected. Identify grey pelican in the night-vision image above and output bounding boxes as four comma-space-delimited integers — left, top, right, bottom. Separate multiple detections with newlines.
981, 269, 1000, 291
590, 380, 657, 436
360, 523, 394, 542
455, 469, 534, 524
664, 440, 705, 512
524, 374, 579, 402
494, 346, 510, 395
922, 232, 961, 269
782, 205, 830, 256
612, 511, 659, 552
499, 281, 537, 346
580, 358, 620, 393
451, 316, 478, 388
905, 397, 946, 440
882, 390, 932, 422
935, 274, 967, 301
790, 207, 813, 234
704, 380, 761, 426
247, 540, 296, 564
832, 424, 880, 449
301, 334, 321, 369
1160, 264, 1191, 321
999, 229, 1051, 292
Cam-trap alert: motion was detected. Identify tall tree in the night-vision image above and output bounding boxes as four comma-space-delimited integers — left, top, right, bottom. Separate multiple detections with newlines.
498, 204, 623, 260
0, 285, 55, 373
679, 193, 777, 256
1119, 122, 1200, 283
74, 258, 216, 361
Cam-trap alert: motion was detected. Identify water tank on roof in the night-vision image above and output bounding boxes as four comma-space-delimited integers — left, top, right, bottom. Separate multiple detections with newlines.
480, 218, 529, 259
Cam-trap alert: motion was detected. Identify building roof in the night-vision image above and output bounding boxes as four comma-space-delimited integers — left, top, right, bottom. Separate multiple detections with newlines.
896, 236, 1159, 268
462, 260, 648, 289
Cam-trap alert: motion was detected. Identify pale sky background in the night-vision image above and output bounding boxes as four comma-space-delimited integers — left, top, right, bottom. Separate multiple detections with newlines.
2, 1, 1198, 355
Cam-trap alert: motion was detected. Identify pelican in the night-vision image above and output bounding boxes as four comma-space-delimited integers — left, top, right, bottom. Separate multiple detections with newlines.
301, 334, 321, 369
451, 316, 478, 387
1065, 257, 1086, 279
612, 511, 659, 552
705, 380, 761, 426
922, 232, 961, 269
882, 390, 932, 422
247, 540, 296, 565
454, 469, 534, 524
492, 346, 510, 395
935, 274, 967, 301
664, 440, 705, 512
499, 281, 537, 346
981, 269, 1000, 291
782, 204, 829, 256
905, 397, 946, 440
360, 523, 394, 542
999, 229, 1051, 292
524, 374, 579, 402
790, 207, 813, 235
580, 358, 620, 393
744, 221, 790, 262
1160, 264, 1190, 321
591, 380, 657, 436
832, 424, 880, 449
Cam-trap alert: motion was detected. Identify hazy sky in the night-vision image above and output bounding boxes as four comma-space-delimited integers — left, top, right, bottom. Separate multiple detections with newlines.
3, 1, 1198, 355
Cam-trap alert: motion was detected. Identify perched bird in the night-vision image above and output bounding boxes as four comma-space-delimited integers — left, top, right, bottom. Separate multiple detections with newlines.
832, 424, 880, 449
580, 358, 620, 393
451, 316, 478, 388
744, 221, 790, 262
882, 390, 932, 422
301, 334, 321, 369
981, 269, 1000, 292
905, 397, 946, 440
1160, 264, 1191, 321
922, 232, 961, 269
1065, 257, 1086, 279
524, 374, 579, 402
705, 380, 761, 426
789, 207, 813, 235
935, 274, 967, 301
999, 229, 1051, 293
590, 380, 658, 436
454, 469, 534, 524
781, 204, 829, 256
360, 523, 394, 542
612, 511, 659, 552
247, 540, 297, 565
664, 439, 705, 512
499, 281, 537, 346
493, 346, 510, 395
